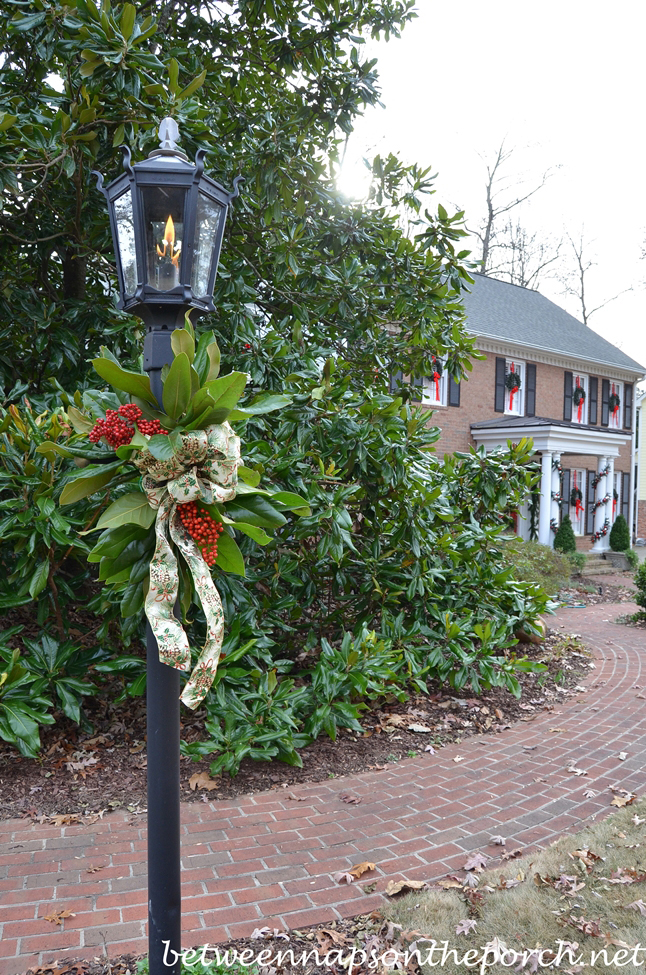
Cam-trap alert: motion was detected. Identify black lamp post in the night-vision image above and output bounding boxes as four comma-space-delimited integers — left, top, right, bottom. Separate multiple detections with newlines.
94, 118, 241, 975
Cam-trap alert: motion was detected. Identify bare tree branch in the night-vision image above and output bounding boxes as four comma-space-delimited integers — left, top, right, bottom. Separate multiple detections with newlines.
558, 233, 632, 325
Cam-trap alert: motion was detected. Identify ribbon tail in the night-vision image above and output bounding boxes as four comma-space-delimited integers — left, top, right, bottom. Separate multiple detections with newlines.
145, 496, 191, 672
169, 514, 225, 709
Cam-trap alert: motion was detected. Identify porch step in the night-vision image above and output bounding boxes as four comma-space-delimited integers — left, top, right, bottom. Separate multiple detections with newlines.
580, 565, 618, 577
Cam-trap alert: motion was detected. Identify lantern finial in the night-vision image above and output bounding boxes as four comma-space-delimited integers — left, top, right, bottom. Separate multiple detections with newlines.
159, 117, 180, 152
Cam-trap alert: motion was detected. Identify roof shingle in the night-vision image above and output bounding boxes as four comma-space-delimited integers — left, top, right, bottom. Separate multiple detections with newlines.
461, 274, 645, 374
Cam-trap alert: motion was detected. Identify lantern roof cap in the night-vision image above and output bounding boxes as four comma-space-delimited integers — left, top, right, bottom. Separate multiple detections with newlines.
146, 116, 190, 163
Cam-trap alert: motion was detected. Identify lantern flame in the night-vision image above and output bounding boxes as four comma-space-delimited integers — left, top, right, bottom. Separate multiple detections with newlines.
156, 215, 182, 268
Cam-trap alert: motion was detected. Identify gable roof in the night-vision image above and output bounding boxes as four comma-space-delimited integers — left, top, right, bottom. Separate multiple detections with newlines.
461, 273, 645, 375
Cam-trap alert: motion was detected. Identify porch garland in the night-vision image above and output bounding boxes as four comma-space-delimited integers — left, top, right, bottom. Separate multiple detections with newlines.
552, 458, 563, 474
550, 518, 558, 534
551, 491, 563, 505
613, 488, 618, 518
591, 518, 610, 543
505, 363, 521, 410
573, 376, 586, 422
593, 493, 611, 511
431, 356, 442, 402
609, 384, 621, 422
591, 464, 611, 489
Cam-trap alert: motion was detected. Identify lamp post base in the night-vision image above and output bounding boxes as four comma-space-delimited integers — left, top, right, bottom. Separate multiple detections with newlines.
146, 621, 182, 975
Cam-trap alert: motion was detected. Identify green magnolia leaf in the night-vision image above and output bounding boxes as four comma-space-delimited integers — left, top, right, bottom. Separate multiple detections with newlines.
4, 705, 41, 756
238, 466, 261, 486
162, 352, 192, 420
215, 532, 245, 576
67, 406, 94, 434
120, 2, 136, 39
92, 358, 157, 406
206, 342, 221, 382
60, 461, 123, 505
146, 434, 177, 461
193, 331, 219, 383
203, 372, 248, 419
88, 525, 150, 563
223, 495, 287, 528
93, 492, 156, 532
240, 394, 294, 415
28, 561, 49, 598
170, 328, 195, 363
176, 68, 207, 103
269, 491, 311, 514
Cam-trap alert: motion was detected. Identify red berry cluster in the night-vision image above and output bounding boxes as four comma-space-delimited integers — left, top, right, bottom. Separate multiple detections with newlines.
88, 403, 169, 447
138, 418, 168, 437
178, 501, 224, 567
89, 404, 142, 447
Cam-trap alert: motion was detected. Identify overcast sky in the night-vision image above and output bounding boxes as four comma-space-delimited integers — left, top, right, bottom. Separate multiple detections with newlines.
338, 0, 646, 380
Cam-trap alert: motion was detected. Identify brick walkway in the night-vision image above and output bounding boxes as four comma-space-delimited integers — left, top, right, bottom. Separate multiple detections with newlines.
1, 596, 645, 975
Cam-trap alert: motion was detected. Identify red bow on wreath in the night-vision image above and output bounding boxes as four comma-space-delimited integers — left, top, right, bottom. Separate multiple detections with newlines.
431, 357, 441, 401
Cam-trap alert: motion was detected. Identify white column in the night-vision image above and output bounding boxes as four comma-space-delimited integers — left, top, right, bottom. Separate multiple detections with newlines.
608, 457, 616, 527
539, 451, 553, 546
550, 454, 562, 529
591, 456, 609, 552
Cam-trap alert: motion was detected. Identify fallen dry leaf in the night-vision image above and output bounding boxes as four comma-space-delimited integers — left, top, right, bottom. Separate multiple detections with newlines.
501, 848, 523, 861
453, 755, 465, 763
625, 900, 646, 916
287, 793, 305, 801
408, 723, 432, 733
455, 919, 477, 935
438, 877, 464, 889
611, 795, 636, 808
43, 910, 76, 926
384, 878, 427, 896
569, 849, 600, 871
583, 790, 596, 798
332, 871, 355, 884
549, 727, 567, 733
85, 865, 104, 874
566, 766, 588, 776
339, 793, 362, 804
618, 752, 628, 761
188, 771, 220, 792
251, 926, 288, 940
424, 744, 436, 754
489, 835, 506, 846
317, 927, 347, 947
463, 852, 488, 872
349, 861, 376, 879
494, 708, 503, 720
632, 814, 645, 826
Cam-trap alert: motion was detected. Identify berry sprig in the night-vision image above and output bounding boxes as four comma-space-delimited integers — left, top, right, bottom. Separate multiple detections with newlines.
178, 501, 224, 567
88, 403, 169, 448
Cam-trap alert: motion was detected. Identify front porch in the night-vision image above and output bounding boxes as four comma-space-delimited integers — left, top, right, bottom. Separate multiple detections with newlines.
471, 416, 633, 551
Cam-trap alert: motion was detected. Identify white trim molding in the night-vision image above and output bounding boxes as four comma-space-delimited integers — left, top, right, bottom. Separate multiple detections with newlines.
471, 420, 630, 458
474, 336, 644, 384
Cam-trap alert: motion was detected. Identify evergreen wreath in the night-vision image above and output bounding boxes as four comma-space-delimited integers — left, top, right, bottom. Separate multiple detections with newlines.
573, 385, 586, 405
609, 391, 621, 414
505, 370, 521, 392
570, 486, 583, 507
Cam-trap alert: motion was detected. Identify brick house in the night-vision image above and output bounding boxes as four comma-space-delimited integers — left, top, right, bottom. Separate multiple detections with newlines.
416, 274, 646, 551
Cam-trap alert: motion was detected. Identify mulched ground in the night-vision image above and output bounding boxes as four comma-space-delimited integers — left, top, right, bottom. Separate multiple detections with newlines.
0, 578, 635, 823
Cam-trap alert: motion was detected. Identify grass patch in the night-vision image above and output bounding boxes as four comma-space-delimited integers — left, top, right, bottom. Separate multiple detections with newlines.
386, 799, 646, 973
500, 538, 572, 596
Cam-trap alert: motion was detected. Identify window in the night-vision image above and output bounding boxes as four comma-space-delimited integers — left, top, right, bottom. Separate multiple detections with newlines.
609, 381, 623, 429
570, 468, 586, 535
495, 357, 525, 416
421, 358, 447, 407
571, 373, 588, 425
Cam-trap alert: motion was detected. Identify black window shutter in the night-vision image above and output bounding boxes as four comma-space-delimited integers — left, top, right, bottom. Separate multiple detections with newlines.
601, 379, 610, 426
586, 471, 596, 535
389, 370, 403, 394
448, 377, 461, 407
561, 469, 571, 518
624, 383, 633, 429
563, 371, 573, 421
589, 377, 598, 425
525, 363, 536, 417
495, 358, 505, 413
621, 471, 630, 521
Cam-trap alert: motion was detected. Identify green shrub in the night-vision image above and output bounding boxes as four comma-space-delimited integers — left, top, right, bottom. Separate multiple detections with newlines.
500, 537, 572, 595
567, 551, 587, 574
609, 514, 630, 552
624, 548, 639, 570
634, 561, 646, 610
553, 515, 576, 554
0, 627, 55, 757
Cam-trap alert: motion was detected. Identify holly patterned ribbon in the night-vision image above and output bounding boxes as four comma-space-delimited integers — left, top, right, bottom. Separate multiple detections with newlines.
132, 423, 240, 709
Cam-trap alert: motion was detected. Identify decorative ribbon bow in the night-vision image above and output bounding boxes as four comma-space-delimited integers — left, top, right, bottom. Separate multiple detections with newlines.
132, 423, 240, 709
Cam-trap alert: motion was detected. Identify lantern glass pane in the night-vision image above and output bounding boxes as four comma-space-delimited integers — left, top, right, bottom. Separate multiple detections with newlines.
192, 192, 223, 297
114, 189, 138, 296
141, 185, 187, 291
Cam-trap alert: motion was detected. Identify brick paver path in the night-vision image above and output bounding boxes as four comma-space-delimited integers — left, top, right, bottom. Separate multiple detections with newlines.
2, 596, 645, 975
